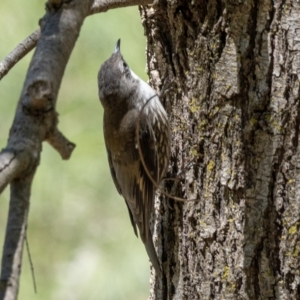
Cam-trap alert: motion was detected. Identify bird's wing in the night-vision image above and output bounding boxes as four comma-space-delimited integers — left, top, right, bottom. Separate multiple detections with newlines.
105, 105, 169, 275
106, 149, 138, 237
135, 117, 159, 243
106, 149, 122, 195
136, 106, 170, 242
107, 116, 159, 244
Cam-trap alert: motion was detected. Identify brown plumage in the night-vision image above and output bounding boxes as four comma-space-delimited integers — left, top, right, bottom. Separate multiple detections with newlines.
97, 40, 170, 275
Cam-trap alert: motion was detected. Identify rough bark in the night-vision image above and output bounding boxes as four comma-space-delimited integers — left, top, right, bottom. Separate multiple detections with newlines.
141, 0, 300, 299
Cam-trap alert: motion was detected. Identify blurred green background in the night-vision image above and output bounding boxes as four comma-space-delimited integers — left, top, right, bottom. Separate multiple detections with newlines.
0, 1, 150, 299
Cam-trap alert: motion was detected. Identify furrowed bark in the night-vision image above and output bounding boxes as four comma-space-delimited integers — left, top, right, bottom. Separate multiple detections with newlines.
141, 0, 300, 299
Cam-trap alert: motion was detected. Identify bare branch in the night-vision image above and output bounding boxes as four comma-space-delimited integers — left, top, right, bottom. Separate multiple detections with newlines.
0, 175, 33, 300
0, 0, 152, 81
0, 0, 151, 296
90, 0, 152, 14
24, 235, 37, 294
0, 0, 94, 298
46, 128, 76, 160
0, 30, 40, 81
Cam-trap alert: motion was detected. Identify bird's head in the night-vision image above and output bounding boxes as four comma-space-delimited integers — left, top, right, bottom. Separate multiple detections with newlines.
98, 39, 138, 108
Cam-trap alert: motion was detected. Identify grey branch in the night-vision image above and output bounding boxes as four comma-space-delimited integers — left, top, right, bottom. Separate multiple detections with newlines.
0, 0, 152, 298
0, 0, 93, 298
90, 0, 152, 14
0, 0, 152, 81
0, 30, 41, 81
46, 128, 76, 160
0, 176, 33, 300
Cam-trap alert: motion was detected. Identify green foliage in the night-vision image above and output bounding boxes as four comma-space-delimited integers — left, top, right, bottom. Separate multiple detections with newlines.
0, 1, 150, 299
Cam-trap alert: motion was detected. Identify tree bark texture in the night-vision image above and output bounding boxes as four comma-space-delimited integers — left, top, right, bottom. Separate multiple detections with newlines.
141, 0, 300, 299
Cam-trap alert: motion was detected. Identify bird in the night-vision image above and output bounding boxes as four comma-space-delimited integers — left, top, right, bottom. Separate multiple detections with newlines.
97, 39, 170, 275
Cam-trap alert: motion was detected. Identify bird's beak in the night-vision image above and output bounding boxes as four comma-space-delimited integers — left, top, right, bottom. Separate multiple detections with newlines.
114, 39, 121, 53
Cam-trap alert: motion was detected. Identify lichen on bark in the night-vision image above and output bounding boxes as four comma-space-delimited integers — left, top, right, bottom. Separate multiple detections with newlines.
141, 0, 300, 299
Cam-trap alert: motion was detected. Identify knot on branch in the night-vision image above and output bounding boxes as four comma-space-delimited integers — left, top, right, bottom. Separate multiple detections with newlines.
46, 0, 75, 13
24, 80, 54, 112
46, 0, 63, 12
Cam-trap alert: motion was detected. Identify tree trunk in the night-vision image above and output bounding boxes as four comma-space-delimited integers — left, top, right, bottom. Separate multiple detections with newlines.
141, 0, 300, 299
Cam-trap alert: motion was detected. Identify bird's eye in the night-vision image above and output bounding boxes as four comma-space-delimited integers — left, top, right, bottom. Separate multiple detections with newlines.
119, 60, 130, 76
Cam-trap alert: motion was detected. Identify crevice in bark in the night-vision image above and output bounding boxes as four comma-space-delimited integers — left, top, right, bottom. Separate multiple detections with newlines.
142, 0, 300, 298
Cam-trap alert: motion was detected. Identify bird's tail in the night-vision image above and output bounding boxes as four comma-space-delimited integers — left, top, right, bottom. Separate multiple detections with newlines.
145, 234, 162, 276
